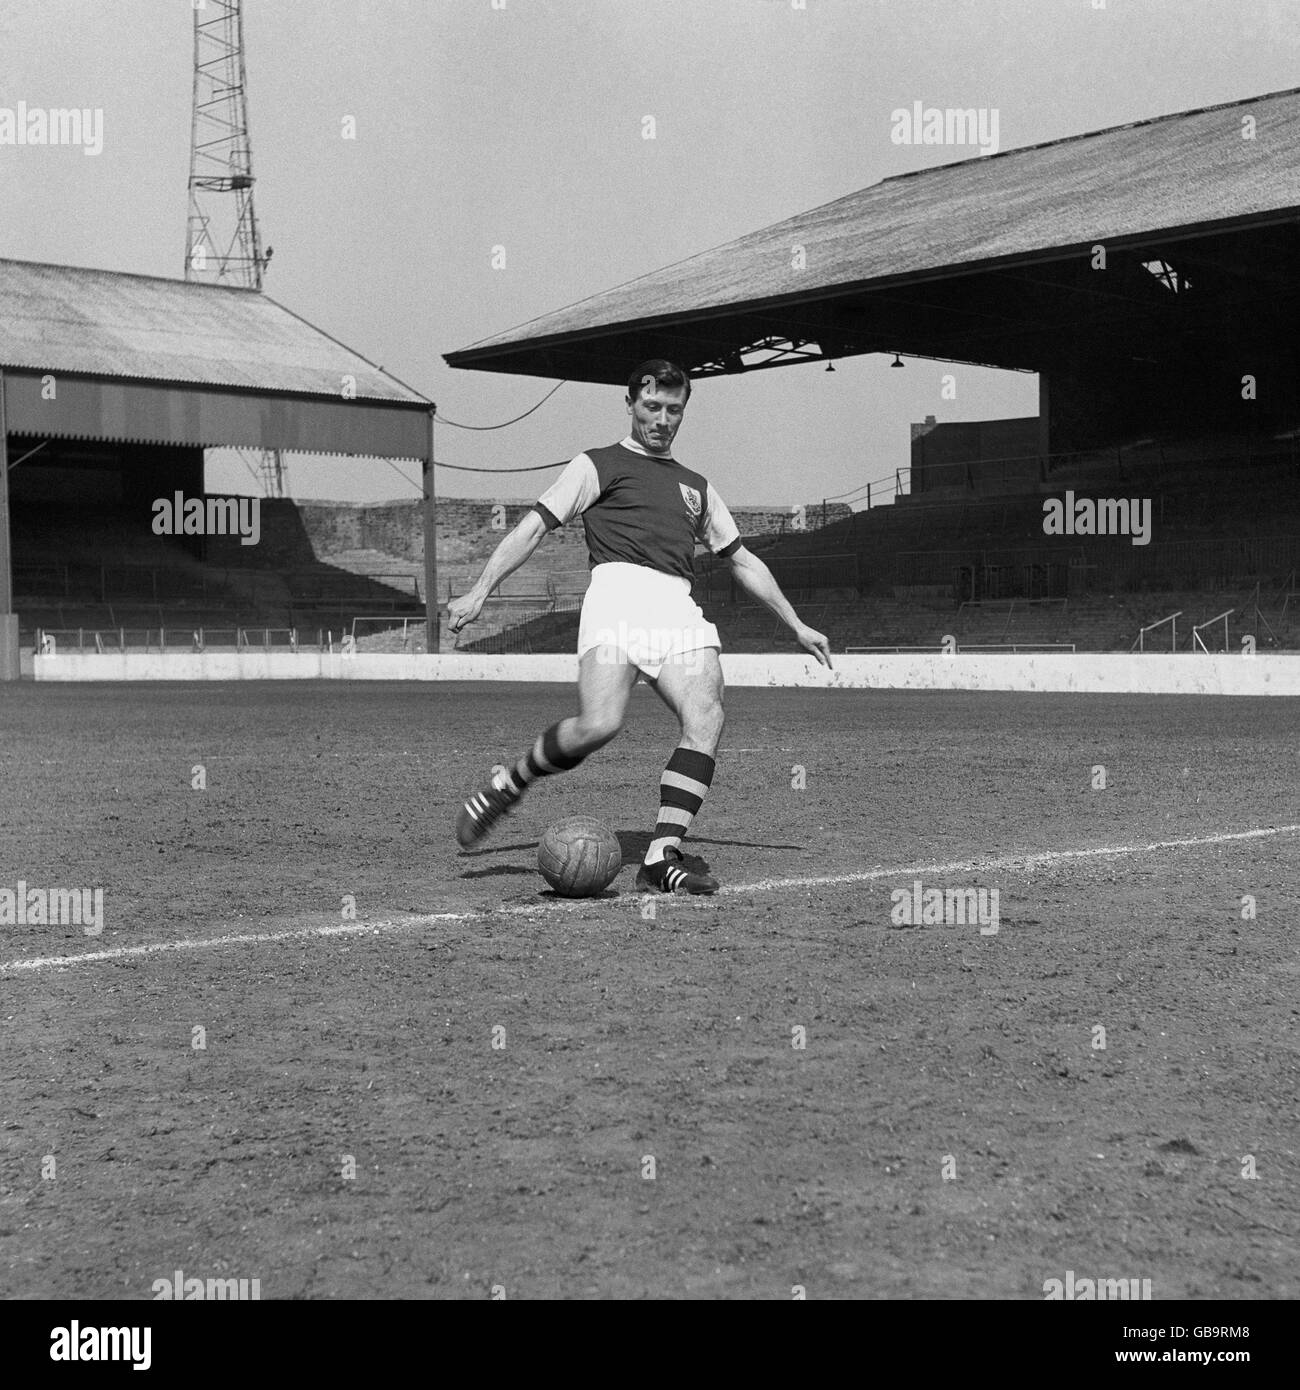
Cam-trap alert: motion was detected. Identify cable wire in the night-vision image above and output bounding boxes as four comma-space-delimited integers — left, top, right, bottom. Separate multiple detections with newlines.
434, 458, 568, 474
380, 456, 423, 492
435, 381, 568, 430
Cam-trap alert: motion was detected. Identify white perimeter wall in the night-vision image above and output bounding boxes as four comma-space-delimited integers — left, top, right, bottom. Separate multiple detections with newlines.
31, 651, 1300, 695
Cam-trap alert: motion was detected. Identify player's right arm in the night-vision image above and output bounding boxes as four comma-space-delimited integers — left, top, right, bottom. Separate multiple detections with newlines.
446, 452, 600, 634
446, 510, 548, 634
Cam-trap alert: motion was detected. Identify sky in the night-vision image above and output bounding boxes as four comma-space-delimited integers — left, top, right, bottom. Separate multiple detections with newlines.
1, 0, 1296, 507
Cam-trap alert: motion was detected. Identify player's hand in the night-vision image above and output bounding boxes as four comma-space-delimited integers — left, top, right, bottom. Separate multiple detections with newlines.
446, 589, 485, 635
794, 623, 833, 669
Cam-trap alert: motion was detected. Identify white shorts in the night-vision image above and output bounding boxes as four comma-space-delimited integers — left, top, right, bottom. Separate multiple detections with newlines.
576, 562, 721, 680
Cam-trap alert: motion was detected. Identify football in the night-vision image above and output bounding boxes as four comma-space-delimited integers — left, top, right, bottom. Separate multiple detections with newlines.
537, 816, 622, 897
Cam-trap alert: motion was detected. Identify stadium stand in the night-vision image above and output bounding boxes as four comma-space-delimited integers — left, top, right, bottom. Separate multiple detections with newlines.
9, 429, 1298, 658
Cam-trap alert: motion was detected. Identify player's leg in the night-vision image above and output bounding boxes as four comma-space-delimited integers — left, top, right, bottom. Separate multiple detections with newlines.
555, 643, 641, 757
635, 646, 725, 893
455, 646, 636, 847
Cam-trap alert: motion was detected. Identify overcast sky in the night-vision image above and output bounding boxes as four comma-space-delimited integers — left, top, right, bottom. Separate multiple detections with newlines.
2, 0, 1295, 506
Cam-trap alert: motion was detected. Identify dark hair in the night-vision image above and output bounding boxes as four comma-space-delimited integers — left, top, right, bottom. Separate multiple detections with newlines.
626, 359, 691, 404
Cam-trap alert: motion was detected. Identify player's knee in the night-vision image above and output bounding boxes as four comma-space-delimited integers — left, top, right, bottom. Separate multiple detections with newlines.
685, 701, 724, 748
575, 710, 622, 749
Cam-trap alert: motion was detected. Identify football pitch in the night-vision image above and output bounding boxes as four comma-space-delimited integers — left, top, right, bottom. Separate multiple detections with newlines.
1, 680, 1297, 1299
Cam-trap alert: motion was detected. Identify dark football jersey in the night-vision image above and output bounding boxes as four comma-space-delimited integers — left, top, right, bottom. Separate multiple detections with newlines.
532, 437, 742, 580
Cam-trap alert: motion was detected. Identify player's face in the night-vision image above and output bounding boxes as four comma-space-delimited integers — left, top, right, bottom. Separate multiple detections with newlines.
628, 382, 688, 455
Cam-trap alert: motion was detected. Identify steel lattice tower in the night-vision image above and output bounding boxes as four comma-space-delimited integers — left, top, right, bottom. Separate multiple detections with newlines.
184, 0, 285, 497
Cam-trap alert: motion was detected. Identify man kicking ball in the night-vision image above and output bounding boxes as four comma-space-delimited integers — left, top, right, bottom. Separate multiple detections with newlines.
449, 359, 832, 893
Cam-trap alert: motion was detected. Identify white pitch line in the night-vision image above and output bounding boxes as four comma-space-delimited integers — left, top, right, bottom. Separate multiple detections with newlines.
0, 894, 633, 976
0, 915, 480, 975
728, 823, 1300, 894
3, 824, 1296, 977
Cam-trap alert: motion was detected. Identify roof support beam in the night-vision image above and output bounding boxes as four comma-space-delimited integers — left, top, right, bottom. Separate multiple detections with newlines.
0, 368, 18, 680
423, 409, 438, 655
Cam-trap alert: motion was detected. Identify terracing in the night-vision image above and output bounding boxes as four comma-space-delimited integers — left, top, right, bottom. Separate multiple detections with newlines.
13, 435, 1298, 656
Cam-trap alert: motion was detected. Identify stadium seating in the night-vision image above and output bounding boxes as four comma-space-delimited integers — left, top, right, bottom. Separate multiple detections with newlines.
11, 495, 424, 650
13, 437, 1298, 656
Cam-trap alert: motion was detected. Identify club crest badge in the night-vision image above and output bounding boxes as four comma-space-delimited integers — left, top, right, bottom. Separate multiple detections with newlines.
679, 483, 702, 521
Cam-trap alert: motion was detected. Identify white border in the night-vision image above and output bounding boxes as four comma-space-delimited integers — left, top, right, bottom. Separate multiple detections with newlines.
32, 650, 1300, 694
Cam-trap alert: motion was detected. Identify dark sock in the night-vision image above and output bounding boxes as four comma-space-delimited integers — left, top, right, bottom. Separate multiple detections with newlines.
496, 721, 587, 796
644, 747, 715, 865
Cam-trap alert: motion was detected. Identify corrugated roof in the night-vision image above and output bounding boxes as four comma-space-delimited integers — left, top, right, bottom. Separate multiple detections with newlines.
447, 87, 1300, 378
0, 259, 430, 404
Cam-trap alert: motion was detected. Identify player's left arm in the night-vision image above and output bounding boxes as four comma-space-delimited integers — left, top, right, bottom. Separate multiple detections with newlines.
726, 545, 833, 668
701, 483, 832, 667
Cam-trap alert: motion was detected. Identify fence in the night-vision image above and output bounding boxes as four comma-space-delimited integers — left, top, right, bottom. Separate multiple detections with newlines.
889, 535, 1300, 595
14, 562, 422, 606
693, 552, 862, 603
896, 548, 1078, 599
437, 571, 587, 605
846, 643, 1077, 654
687, 518, 1299, 606
351, 616, 427, 653
905, 437, 1300, 497
822, 471, 908, 512
34, 627, 329, 655
1191, 609, 1234, 653
1132, 611, 1181, 653
442, 607, 578, 655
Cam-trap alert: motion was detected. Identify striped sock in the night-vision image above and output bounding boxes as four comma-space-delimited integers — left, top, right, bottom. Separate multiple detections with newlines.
643, 747, 716, 865
494, 721, 586, 797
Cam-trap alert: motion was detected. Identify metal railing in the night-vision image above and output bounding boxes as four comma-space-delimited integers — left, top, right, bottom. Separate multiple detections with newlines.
900, 550, 1077, 601
1191, 608, 1234, 653
1132, 610, 1181, 652
756, 533, 1300, 597
905, 436, 1300, 497
846, 644, 945, 653
822, 471, 908, 512
1241, 581, 1280, 649
439, 573, 567, 604
34, 626, 322, 655
959, 642, 1077, 653
350, 615, 427, 653
694, 552, 862, 604
14, 561, 423, 605
845, 643, 1076, 654
1281, 571, 1299, 621
453, 607, 580, 655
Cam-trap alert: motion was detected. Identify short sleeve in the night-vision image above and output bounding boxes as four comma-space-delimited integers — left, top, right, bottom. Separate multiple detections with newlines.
702, 482, 742, 558
533, 453, 601, 530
